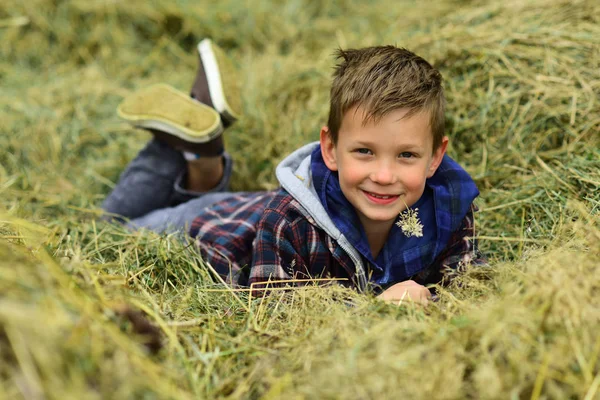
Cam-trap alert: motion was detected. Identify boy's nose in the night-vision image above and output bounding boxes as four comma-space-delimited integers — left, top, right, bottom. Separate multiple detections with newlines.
370, 163, 396, 185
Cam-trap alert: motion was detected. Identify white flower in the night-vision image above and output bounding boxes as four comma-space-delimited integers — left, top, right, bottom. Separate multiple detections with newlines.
396, 207, 423, 238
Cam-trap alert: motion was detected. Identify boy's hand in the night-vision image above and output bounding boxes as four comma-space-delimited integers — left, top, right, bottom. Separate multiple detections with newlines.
377, 280, 431, 306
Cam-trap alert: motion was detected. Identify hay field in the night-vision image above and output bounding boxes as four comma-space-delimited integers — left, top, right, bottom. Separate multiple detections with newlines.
1, 0, 599, 398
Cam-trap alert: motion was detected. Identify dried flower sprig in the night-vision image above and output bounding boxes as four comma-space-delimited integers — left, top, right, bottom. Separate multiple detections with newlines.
396, 201, 424, 238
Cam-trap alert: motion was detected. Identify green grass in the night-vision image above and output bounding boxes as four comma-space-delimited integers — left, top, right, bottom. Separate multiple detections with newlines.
1, 0, 599, 398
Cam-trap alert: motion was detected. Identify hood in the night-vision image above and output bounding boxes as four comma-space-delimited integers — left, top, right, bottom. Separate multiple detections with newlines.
275, 142, 369, 290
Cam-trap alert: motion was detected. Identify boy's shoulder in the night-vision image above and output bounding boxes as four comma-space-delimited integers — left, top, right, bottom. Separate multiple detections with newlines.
429, 155, 479, 210
425, 154, 480, 241
261, 187, 320, 228
429, 154, 474, 185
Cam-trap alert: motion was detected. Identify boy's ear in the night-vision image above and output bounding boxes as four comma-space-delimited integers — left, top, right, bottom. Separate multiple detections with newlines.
427, 136, 449, 178
320, 126, 338, 171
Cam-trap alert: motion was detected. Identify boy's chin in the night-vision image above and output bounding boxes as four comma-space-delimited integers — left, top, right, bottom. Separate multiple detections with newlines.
358, 210, 400, 225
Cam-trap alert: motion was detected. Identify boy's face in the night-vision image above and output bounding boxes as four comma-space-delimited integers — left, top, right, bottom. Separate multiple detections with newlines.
320, 106, 448, 234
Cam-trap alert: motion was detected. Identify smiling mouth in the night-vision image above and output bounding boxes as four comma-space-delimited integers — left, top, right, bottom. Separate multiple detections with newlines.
362, 190, 401, 203
367, 192, 395, 199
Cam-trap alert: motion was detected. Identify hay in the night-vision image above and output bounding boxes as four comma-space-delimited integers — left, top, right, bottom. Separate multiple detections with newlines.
1, 0, 599, 398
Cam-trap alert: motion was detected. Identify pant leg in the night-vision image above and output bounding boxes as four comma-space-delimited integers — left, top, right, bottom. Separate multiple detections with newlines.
125, 192, 236, 235
101, 137, 233, 220
101, 138, 186, 220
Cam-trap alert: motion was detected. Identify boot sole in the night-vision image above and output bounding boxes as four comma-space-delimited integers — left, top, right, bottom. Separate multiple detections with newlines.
117, 84, 223, 143
198, 39, 241, 123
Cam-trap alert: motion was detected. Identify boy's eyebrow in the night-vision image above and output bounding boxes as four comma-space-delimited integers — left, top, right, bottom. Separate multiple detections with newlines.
353, 140, 424, 150
353, 140, 376, 147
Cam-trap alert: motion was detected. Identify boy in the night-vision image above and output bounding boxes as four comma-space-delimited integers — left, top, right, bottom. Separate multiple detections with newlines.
103, 40, 485, 304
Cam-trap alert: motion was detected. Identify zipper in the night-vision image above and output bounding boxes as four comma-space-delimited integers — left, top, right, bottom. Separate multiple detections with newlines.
336, 237, 368, 292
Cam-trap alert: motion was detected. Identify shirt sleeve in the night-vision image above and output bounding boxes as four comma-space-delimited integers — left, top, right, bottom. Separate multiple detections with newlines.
415, 203, 487, 287
248, 207, 313, 290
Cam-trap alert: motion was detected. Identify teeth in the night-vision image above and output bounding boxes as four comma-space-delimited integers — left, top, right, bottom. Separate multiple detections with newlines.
369, 192, 391, 199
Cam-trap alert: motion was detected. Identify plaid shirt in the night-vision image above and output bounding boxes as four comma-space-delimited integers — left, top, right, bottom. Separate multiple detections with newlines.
189, 189, 485, 291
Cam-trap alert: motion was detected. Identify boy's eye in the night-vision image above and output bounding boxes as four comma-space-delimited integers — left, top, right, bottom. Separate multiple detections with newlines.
399, 152, 415, 158
356, 148, 372, 155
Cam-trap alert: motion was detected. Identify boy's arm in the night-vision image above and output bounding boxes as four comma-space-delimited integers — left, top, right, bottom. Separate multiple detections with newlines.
416, 203, 487, 286
248, 207, 313, 290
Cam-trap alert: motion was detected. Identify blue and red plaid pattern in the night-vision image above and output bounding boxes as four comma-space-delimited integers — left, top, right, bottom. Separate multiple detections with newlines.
189, 191, 277, 285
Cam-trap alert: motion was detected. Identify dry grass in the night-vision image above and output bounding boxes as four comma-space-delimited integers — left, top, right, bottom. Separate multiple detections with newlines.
1, 0, 599, 398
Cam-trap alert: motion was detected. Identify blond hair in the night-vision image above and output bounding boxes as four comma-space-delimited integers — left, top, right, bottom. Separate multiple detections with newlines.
327, 46, 445, 151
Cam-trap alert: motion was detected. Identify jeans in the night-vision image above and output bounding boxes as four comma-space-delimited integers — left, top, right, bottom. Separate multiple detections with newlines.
101, 138, 235, 235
